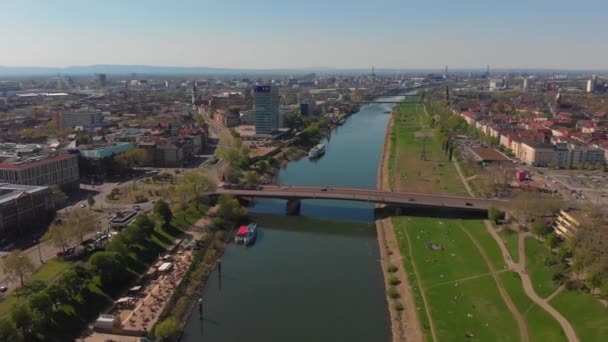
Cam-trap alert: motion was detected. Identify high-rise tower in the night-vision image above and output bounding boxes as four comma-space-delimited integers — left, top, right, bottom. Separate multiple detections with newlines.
254, 85, 279, 136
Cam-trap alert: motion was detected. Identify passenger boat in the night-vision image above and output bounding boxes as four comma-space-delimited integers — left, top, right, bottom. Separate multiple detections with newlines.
308, 143, 326, 159
243, 223, 257, 246
235, 225, 247, 244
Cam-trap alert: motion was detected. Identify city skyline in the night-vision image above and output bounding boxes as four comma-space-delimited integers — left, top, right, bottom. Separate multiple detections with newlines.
1, 0, 608, 70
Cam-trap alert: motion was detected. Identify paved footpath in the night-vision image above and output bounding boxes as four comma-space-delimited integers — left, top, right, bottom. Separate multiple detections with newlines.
451, 145, 579, 342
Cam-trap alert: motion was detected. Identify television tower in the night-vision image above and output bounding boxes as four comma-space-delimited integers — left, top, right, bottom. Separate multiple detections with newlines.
443, 65, 448, 79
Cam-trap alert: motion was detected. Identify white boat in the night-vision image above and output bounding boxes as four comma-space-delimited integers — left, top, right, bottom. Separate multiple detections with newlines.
243, 223, 257, 246
308, 143, 326, 159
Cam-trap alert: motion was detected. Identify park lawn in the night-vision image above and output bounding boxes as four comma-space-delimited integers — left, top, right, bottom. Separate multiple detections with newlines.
393, 217, 489, 286
457, 220, 506, 270
500, 272, 568, 342
0, 258, 75, 316
389, 102, 468, 196
524, 236, 558, 298
393, 216, 522, 341
498, 228, 520, 263
171, 202, 209, 230
425, 276, 520, 341
551, 290, 608, 342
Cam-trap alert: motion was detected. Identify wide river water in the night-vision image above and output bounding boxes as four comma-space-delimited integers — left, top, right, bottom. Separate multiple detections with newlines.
181, 95, 405, 342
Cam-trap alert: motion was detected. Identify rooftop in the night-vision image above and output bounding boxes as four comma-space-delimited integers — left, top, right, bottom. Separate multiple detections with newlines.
0, 183, 50, 204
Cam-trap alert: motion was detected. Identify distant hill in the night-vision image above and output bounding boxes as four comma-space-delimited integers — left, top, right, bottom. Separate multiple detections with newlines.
0, 65, 605, 78
0, 65, 350, 77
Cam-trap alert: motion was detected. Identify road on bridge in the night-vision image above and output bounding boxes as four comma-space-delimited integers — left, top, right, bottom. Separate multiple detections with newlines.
214, 185, 508, 211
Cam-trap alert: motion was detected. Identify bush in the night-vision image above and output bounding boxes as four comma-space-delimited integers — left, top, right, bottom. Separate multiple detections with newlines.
394, 301, 404, 311
387, 264, 398, 273
388, 275, 401, 286
544, 255, 560, 267
387, 287, 400, 299
154, 316, 180, 340
215, 231, 226, 241
552, 270, 566, 285
565, 279, 583, 291
211, 217, 225, 229
488, 207, 501, 223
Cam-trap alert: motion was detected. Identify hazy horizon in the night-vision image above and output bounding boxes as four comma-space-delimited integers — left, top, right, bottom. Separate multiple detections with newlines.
1, 0, 608, 70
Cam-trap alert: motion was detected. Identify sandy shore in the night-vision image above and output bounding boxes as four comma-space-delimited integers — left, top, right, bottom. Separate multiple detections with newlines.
376, 117, 424, 342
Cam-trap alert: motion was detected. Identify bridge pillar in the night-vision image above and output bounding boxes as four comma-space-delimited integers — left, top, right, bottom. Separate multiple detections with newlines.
286, 198, 301, 216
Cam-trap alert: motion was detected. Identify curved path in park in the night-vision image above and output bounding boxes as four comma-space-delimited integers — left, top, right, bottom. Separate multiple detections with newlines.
452, 145, 579, 342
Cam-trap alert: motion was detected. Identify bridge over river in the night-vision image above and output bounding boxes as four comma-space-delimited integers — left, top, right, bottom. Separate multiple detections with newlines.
213, 185, 508, 216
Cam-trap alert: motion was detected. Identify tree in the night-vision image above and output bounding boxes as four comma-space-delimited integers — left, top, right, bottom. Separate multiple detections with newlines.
49, 184, 67, 209
29, 291, 54, 325
87, 195, 95, 208
229, 128, 241, 138
545, 232, 561, 249
216, 131, 249, 170
176, 171, 216, 204
0, 319, 19, 342
153, 200, 173, 224
601, 282, 608, 299
284, 112, 301, 130
2, 251, 35, 287
11, 304, 35, 341
217, 194, 247, 223
488, 207, 501, 224
90, 251, 129, 286
243, 171, 259, 189
114, 148, 150, 171
65, 208, 98, 244
531, 219, 552, 239
44, 222, 75, 253
587, 272, 603, 294
155, 316, 180, 341
510, 192, 562, 224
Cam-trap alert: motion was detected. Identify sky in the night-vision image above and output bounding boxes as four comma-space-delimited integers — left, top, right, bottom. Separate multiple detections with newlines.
1, 0, 607, 70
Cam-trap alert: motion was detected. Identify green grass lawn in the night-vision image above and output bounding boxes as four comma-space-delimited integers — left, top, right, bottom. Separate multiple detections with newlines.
524, 237, 558, 298
389, 102, 468, 196
393, 217, 520, 341
500, 272, 568, 342
498, 228, 520, 263
426, 276, 519, 341
0, 258, 74, 316
458, 220, 506, 270
551, 290, 608, 342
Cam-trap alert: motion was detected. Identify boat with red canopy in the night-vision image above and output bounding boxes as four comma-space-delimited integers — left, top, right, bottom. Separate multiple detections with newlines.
235, 225, 247, 243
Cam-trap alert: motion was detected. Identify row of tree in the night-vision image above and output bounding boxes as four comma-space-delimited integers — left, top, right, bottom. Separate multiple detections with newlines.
0, 206, 170, 341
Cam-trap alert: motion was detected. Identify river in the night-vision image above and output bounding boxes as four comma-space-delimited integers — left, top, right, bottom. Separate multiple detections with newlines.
181, 95, 405, 342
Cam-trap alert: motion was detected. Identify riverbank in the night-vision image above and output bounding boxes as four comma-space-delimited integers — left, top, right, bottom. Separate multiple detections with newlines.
376, 114, 424, 342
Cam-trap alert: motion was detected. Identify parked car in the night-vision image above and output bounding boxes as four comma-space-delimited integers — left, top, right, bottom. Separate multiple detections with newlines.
0, 286, 8, 293
133, 205, 141, 211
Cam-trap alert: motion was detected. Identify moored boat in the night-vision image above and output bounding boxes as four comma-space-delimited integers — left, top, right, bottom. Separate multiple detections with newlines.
243, 223, 257, 246
308, 143, 326, 159
235, 225, 247, 244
